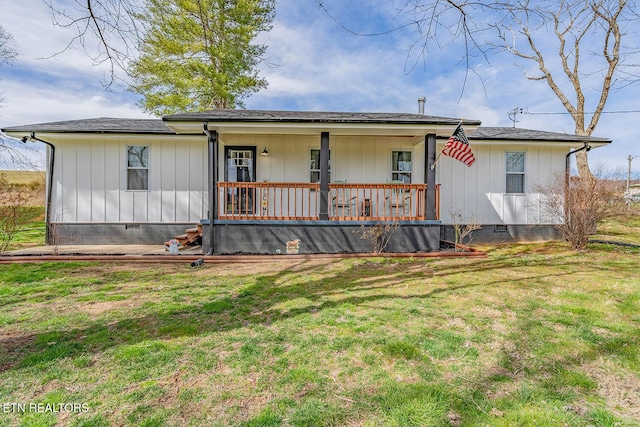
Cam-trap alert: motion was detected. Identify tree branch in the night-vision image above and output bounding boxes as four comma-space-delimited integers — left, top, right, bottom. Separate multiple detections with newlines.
43, 0, 143, 87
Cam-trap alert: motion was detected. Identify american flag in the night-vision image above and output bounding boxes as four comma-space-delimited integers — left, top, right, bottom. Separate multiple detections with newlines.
442, 123, 476, 167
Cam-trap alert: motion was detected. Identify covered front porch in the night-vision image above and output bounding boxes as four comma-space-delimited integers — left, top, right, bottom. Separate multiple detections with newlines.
162, 110, 478, 254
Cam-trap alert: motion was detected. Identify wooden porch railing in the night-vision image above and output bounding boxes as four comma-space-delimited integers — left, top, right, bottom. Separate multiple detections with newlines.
218, 182, 320, 220
217, 182, 439, 221
329, 182, 427, 220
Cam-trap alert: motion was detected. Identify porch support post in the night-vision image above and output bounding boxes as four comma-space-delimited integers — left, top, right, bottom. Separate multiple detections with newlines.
206, 125, 219, 254
425, 133, 437, 220
319, 131, 330, 220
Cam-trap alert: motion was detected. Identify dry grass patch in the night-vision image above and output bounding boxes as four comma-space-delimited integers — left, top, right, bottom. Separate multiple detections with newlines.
582, 358, 640, 420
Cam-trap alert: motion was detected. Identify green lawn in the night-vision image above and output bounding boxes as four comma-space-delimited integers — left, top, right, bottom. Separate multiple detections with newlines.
1, 238, 639, 426
593, 211, 640, 245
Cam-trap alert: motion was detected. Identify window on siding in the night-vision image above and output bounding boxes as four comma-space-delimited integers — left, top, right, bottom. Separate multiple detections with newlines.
127, 145, 149, 191
310, 149, 330, 183
506, 151, 525, 193
391, 150, 412, 183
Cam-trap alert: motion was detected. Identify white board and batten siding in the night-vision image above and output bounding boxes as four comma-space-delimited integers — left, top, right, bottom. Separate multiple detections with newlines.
50, 134, 207, 223
437, 143, 567, 225
48, 132, 567, 226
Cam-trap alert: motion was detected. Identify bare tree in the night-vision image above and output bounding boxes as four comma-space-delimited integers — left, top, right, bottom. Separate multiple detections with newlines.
0, 25, 36, 169
0, 25, 18, 66
0, 24, 18, 105
44, 0, 143, 86
0, 135, 41, 170
389, 0, 637, 179
494, 0, 627, 180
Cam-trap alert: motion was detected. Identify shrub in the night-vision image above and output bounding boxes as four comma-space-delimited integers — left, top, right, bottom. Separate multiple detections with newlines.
536, 172, 625, 250
0, 190, 30, 254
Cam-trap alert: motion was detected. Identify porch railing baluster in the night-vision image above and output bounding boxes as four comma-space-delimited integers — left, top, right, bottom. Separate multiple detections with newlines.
217, 182, 435, 221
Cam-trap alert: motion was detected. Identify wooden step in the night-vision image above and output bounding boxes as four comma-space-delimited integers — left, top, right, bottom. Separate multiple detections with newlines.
164, 224, 203, 251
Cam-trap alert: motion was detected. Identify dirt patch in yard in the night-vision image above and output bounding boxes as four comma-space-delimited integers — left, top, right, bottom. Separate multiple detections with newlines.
0, 331, 36, 373
81, 299, 144, 317
582, 358, 640, 420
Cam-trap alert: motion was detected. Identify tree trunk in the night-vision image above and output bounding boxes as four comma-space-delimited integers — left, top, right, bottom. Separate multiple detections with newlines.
574, 150, 594, 181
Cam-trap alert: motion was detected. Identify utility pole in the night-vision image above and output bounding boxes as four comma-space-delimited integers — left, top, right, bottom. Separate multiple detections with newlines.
507, 107, 527, 128
627, 155, 638, 195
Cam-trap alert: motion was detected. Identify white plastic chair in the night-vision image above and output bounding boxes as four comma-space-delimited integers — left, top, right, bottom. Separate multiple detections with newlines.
331, 180, 356, 217
386, 180, 410, 217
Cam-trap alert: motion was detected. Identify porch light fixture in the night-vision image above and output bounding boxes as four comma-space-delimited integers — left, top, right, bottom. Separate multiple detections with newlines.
261, 147, 269, 156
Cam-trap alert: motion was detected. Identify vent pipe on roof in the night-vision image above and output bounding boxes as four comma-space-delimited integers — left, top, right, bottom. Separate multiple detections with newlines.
418, 97, 426, 115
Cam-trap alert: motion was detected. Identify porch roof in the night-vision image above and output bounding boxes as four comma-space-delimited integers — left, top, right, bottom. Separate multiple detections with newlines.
163, 109, 482, 137
164, 109, 477, 125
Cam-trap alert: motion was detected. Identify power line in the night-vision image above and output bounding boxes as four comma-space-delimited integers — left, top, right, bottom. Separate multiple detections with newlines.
526, 109, 640, 115
314, 1, 414, 37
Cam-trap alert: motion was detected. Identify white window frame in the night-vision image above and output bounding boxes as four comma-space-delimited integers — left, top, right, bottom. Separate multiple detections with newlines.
391, 150, 412, 183
310, 148, 331, 183
505, 151, 526, 194
126, 145, 150, 191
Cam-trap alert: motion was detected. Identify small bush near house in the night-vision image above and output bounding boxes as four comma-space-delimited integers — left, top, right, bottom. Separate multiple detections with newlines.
536, 172, 626, 250
0, 171, 46, 253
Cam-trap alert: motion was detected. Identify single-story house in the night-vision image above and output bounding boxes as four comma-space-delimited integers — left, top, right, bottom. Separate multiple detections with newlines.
1, 108, 611, 254
626, 182, 640, 196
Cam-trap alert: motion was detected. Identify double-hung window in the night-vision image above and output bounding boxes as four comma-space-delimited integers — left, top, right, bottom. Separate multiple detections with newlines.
127, 145, 149, 191
505, 151, 525, 193
391, 151, 412, 183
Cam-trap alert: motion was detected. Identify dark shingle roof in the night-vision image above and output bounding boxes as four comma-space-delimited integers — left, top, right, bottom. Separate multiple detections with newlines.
1, 117, 173, 134
164, 109, 480, 125
1, 115, 612, 144
466, 127, 611, 143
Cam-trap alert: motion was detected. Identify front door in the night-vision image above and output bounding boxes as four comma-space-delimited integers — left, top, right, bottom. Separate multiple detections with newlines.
225, 146, 256, 214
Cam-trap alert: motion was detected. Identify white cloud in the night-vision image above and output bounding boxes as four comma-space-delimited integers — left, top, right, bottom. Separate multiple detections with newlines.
1, 78, 150, 127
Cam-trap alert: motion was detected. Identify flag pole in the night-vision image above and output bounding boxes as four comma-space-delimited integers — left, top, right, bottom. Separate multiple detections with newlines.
430, 151, 444, 170
430, 119, 464, 171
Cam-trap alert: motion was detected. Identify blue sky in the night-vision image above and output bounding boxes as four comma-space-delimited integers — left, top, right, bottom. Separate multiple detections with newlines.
1, 0, 639, 174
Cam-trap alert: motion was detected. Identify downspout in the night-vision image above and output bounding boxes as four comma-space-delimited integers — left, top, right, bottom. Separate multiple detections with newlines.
23, 133, 55, 244
425, 133, 437, 220
319, 132, 330, 220
564, 142, 591, 220
203, 123, 218, 255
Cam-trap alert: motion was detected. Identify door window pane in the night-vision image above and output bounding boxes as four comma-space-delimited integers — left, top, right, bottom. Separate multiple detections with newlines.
228, 150, 254, 182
